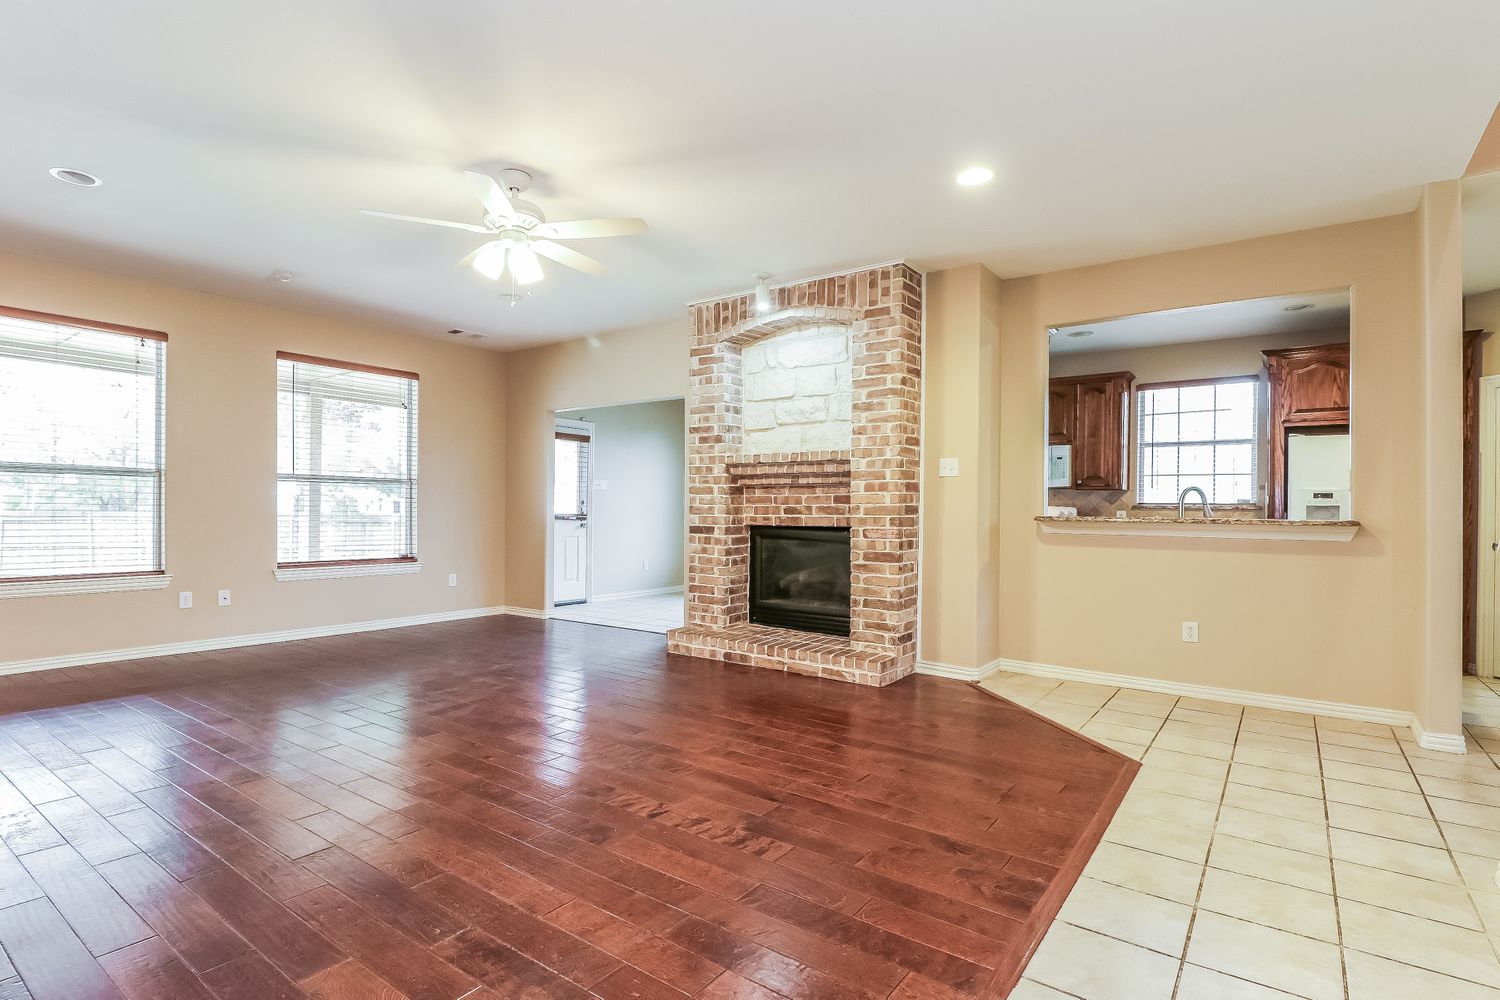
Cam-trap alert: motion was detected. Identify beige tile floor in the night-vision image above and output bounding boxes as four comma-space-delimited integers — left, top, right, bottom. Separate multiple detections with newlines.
983, 670, 1500, 999
548, 590, 686, 634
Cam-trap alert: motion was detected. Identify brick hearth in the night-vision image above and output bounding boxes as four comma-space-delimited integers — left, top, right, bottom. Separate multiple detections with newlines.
668, 264, 922, 686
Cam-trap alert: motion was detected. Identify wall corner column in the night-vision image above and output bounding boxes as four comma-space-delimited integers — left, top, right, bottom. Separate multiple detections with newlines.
919, 264, 1003, 673
1417, 179, 1466, 745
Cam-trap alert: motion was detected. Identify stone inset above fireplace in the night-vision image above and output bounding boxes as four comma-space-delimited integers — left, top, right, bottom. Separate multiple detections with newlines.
667, 264, 922, 686
743, 325, 853, 456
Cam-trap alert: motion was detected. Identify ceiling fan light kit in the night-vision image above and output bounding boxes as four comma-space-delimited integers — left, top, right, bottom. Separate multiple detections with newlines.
361, 167, 647, 299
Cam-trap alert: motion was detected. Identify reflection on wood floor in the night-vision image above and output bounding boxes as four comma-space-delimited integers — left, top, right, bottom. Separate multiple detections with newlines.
0, 615, 1133, 999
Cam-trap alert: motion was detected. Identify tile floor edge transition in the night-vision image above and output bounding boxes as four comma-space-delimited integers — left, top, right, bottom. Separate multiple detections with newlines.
972, 680, 1140, 999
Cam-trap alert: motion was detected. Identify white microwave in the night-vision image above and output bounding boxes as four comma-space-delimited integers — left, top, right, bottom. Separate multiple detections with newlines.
1047, 445, 1072, 488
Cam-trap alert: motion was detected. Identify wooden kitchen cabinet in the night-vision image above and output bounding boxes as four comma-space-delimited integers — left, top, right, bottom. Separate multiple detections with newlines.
1048, 371, 1134, 490
1263, 343, 1350, 518
1048, 382, 1076, 445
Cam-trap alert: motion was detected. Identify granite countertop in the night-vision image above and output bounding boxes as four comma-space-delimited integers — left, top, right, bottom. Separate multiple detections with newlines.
1035, 515, 1360, 527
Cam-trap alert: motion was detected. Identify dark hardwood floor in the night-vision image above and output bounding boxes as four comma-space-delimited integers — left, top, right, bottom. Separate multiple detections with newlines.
0, 616, 1134, 999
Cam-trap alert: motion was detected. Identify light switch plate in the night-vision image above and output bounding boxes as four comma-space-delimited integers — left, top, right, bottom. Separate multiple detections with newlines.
178, 591, 193, 610
595, 479, 608, 490
448, 573, 458, 587
938, 458, 960, 478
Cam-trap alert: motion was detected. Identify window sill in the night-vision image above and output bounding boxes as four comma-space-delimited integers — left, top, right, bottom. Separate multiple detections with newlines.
1035, 515, 1359, 542
274, 561, 422, 582
0, 573, 172, 600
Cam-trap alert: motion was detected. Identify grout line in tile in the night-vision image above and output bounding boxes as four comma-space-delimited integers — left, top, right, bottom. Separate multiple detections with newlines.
1313, 713, 1353, 1000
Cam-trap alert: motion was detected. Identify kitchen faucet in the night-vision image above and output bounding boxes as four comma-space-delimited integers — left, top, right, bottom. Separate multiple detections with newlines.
1178, 485, 1213, 519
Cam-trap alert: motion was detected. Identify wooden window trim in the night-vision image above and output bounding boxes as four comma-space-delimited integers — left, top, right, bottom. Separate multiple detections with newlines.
1136, 374, 1258, 393
0, 304, 168, 342
274, 556, 419, 570
555, 431, 591, 443
275, 351, 419, 381
0, 569, 167, 585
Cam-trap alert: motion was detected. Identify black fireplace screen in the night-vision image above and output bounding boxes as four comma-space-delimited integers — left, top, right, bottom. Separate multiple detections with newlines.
748, 526, 851, 636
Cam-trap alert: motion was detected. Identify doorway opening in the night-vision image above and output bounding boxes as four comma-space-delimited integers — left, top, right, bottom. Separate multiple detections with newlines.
552, 419, 592, 607
547, 399, 686, 633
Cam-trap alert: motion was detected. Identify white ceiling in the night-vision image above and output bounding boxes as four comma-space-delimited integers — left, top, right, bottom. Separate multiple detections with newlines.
1, 2, 1497, 350
1050, 290, 1350, 354
1465, 171, 1500, 294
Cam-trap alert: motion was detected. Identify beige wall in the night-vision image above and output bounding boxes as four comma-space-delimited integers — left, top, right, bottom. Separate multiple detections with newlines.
927, 214, 1458, 728
1467, 101, 1500, 178
503, 321, 688, 611
0, 251, 508, 665
565, 399, 686, 596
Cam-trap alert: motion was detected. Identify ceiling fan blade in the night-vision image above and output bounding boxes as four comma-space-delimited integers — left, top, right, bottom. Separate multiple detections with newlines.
534, 218, 647, 240
464, 170, 515, 218
509, 244, 545, 285
531, 240, 607, 275
457, 241, 508, 280
361, 209, 491, 233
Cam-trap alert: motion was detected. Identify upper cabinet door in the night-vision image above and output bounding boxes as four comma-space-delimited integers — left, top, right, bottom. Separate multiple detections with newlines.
1048, 382, 1076, 445
1266, 344, 1350, 427
1070, 373, 1133, 490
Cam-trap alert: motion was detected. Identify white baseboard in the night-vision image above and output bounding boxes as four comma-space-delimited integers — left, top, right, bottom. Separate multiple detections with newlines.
915, 658, 1007, 682
990, 657, 1467, 755
0, 605, 518, 677
1409, 713, 1470, 754
503, 606, 551, 619
590, 586, 685, 603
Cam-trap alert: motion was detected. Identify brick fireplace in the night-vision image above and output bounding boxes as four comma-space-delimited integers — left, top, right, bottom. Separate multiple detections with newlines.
667, 263, 922, 686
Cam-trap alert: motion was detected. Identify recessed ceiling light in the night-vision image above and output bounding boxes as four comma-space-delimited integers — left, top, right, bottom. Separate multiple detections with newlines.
1066, 329, 1094, 339
1283, 303, 1314, 312
268, 269, 294, 283
48, 167, 102, 187
955, 166, 994, 186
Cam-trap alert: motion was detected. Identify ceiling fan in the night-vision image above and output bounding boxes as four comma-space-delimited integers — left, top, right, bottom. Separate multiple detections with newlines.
361, 168, 645, 291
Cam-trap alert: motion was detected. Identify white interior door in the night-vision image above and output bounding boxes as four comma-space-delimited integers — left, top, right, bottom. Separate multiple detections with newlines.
553, 426, 591, 606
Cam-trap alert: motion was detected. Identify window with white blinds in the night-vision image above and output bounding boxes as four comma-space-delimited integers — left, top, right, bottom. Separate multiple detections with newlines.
276, 353, 418, 567
1137, 377, 1258, 505
553, 432, 590, 518
0, 308, 167, 583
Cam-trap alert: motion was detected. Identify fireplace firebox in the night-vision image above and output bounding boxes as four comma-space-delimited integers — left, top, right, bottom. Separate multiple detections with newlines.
748, 526, 851, 636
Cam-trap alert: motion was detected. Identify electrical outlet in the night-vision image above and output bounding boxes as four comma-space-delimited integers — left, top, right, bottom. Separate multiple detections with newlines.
217, 589, 231, 607
642, 559, 650, 572
595, 479, 608, 490
938, 457, 960, 478
178, 591, 193, 610
1182, 621, 1199, 643
448, 573, 458, 587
